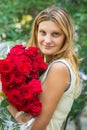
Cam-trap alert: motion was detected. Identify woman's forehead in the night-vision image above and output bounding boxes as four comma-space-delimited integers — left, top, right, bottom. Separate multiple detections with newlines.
38, 20, 63, 33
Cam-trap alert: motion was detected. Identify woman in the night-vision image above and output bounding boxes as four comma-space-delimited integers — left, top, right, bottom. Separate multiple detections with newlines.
0, 6, 82, 130
27, 6, 82, 130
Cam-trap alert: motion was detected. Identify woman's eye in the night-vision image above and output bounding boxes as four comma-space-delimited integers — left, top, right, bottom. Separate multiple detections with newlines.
39, 31, 46, 35
53, 32, 59, 37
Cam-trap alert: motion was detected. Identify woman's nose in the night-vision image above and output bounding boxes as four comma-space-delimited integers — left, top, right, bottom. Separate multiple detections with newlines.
44, 35, 51, 43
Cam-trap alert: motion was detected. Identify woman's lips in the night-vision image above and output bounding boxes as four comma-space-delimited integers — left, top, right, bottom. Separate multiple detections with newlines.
44, 45, 53, 49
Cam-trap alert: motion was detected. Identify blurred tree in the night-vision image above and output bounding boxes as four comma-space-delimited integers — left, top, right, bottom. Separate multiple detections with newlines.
0, 0, 56, 41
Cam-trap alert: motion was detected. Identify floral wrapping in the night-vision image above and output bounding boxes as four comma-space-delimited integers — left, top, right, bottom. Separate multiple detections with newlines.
0, 103, 35, 130
0, 104, 21, 130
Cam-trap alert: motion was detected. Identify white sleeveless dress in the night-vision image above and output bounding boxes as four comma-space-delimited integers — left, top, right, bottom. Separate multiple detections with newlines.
41, 59, 81, 130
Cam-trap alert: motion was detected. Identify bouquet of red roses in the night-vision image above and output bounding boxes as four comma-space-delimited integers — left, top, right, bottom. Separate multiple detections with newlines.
0, 44, 47, 117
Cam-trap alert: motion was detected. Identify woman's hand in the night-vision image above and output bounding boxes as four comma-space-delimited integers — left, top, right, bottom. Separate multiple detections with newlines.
7, 104, 33, 124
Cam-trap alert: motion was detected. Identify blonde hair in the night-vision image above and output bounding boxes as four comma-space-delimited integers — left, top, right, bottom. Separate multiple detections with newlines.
27, 6, 82, 94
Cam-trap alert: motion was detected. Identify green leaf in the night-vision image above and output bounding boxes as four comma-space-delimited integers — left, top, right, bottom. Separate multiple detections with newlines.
1, 99, 9, 107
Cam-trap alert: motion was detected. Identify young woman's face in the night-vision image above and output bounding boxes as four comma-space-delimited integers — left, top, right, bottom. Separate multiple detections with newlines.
37, 20, 65, 56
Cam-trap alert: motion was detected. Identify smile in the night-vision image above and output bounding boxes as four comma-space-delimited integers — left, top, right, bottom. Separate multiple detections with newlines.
44, 45, 54, 49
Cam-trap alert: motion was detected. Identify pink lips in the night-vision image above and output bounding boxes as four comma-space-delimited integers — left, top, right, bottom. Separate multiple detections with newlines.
44, 45, 53, 49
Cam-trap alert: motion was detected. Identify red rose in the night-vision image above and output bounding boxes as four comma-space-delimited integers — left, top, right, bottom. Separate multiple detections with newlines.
2, 83, 18, 95
17, 55, 31, 63
7, 89, 23, 107
28, 97, 42, 116
18, 62, 32, 75
9, 44, 25, 55
29, 79, 42, 94
12, 70, 26, 84
35, 55, 48, 71
1, 74, 13, 86
25, 47, 38, 57
29, 71, 39, 79
6, 55, 20, 66
0, 60, 14, 74
31, 60, 40, 72
20, 83, 33, 99
16, 101, 30, 112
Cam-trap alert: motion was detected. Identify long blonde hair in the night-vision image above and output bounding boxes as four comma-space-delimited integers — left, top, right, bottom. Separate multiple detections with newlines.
27, 6, 82, 95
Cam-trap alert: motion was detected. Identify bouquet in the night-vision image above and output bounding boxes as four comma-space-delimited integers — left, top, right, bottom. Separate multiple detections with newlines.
0, 44, 47, 117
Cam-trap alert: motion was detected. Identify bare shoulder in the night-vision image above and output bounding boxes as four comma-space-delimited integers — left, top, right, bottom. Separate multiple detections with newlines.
49, 62, 70, 78
44, 62, 70, 91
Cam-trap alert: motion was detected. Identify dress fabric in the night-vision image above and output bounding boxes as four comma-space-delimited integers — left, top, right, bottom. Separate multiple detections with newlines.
41, 59, 78, 130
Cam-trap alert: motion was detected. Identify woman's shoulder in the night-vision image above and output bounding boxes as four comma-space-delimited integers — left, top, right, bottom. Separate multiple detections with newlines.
50, 59, 70, 66
49, 59, 70, 74
41, 59, 72, 83
48, 59, 72, 73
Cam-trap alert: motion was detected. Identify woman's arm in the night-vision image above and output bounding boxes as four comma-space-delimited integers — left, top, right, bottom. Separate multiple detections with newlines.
7, 104, 32, 123
30, 62, 70, 130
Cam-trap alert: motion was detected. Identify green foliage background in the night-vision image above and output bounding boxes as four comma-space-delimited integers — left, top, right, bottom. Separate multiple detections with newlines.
0, 0, 87, 123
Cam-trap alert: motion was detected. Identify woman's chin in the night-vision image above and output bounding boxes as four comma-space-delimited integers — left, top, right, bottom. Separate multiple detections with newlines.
43, 52, 52, 56
42, 50, 52, 55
